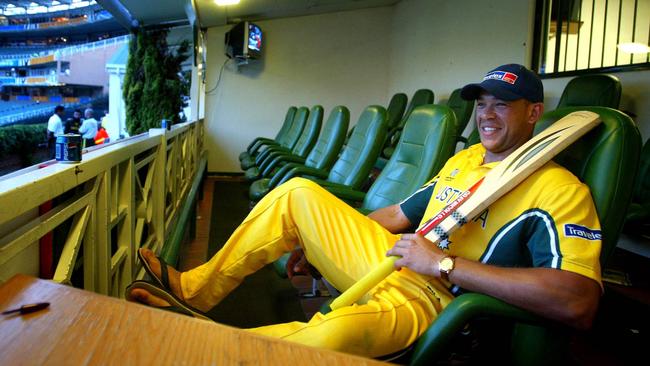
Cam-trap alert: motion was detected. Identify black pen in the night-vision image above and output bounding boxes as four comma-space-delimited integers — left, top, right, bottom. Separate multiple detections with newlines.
2, 302, 50, 315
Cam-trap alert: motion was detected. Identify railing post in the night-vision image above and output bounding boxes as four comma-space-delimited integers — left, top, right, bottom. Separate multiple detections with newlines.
152, 129, 167, 255
95, 171, 110, 295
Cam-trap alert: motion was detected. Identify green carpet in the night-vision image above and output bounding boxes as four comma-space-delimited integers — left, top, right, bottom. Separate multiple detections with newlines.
205, 179, 306, 327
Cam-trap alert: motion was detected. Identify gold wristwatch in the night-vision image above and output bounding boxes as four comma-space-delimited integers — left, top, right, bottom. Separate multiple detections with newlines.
438, 256, 456, 281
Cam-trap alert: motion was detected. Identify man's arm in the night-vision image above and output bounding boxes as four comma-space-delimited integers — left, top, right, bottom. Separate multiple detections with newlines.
367, 204, 412, 233
387, 233, 601, 330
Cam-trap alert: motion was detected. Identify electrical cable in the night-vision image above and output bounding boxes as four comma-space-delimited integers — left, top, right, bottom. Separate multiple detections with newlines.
205, 57, 229, 95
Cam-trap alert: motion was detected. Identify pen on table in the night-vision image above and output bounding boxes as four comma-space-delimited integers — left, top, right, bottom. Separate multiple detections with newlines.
2, 302, 50, 315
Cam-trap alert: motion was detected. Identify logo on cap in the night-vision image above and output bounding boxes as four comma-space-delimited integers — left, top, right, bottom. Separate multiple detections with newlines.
483, 71, 518, 85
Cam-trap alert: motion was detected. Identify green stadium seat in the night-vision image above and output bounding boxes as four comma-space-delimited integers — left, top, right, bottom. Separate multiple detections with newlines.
323, 104, 457, 212
556, 74, 621, 109
445, 88, 474, 144
624, 138, 650, 236
239, 106, 296, 162
248, 106, 350, 201
250, 105, 387, 202
240, 106, 309, 170
244, 105, 323, 181
382, 89, 434, 159
386, 92, 408, 131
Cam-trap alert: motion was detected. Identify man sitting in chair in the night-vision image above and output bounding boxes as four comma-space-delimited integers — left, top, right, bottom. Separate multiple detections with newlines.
127, 64, 601, 358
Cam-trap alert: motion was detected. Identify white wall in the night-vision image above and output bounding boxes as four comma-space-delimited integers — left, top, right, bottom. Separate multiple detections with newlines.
204, 7, 393, 172
388, 0, 534, 103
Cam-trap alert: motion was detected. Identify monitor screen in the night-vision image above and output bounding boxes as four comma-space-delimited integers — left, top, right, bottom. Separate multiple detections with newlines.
247, 23, 262, 53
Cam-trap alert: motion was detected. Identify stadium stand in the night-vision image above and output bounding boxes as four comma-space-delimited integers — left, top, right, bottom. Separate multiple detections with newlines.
0, 1, 126, 127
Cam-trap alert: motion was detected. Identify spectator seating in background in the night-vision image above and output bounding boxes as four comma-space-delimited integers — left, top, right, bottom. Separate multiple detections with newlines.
556, 74, 621, 109
382, 88, 435, 159
239, 106, 297, 163
249, 105, 387, 201
324, 104, 457, 212
248, 106, 350, 201
385, 92, 408, 132
445, 88, 475, 143
240, 107, 309, 170
244, 106, 324, 181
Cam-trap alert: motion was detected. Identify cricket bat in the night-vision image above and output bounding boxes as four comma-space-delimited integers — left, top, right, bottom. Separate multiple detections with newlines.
328, 110, 601, 311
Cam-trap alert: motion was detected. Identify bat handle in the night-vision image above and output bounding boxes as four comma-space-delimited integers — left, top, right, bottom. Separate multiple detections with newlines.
328, 256, 398, 311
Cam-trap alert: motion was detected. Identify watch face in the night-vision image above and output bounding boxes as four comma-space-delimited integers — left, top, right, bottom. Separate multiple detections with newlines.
440, 257, 454, 272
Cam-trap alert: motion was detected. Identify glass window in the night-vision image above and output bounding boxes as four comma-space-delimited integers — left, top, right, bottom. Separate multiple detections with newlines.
533, 0, 650, 77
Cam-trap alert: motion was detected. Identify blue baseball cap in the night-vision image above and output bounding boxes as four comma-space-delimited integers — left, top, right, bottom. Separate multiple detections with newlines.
460, 64, 544, 103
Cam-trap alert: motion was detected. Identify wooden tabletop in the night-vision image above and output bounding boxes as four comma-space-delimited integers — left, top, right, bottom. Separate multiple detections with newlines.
0, 274, 387, 365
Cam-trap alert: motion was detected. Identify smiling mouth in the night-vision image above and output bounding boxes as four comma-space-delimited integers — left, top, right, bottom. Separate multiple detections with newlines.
480, 125, 501, 134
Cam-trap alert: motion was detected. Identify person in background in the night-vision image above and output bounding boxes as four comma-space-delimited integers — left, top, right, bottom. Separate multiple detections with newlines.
94, 121, 110, 145
79, 108, 98, 148
64, 109, 82, 135
46, 105, 65, 159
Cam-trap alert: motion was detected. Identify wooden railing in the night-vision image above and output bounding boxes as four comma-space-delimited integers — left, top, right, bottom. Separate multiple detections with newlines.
0, 119, 205, 298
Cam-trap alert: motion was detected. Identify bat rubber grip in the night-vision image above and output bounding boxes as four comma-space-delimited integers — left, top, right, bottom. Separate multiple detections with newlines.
329, 256, 398, 310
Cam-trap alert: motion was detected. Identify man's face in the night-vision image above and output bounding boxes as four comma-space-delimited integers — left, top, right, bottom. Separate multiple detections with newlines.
475, 92, 542, 162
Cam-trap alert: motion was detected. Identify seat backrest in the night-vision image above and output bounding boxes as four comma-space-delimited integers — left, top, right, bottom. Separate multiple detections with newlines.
398, 89, 435, 130
633, 138, 650, 204
464, 128, 480, 148
327, 105, 387, 189
556, 74, 621, 109
362, 105, 457, 211
446, 88, 474, 138
386, 93, 408, 130
279, 106, 309, 150
535, 106, 641, 264
274, 106, 298, 141
382, 89, 435, 158
305, 106, 350, 170
290, 105, 323, 158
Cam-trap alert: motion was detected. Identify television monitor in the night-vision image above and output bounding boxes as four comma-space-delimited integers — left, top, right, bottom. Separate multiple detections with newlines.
225, 21, 262, 60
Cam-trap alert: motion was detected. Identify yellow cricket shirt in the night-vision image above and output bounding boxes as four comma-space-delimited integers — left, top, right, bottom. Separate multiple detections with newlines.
400, 144, 602, 293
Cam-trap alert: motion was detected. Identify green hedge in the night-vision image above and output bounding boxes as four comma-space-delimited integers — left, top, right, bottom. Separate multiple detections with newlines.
0, 124, 47, 160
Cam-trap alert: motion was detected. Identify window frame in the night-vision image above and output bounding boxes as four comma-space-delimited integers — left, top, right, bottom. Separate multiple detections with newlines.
532, 0, 650, 79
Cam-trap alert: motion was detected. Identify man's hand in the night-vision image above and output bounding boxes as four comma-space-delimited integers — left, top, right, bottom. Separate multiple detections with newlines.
386, 233, 444, 277
286, 248, 310, 279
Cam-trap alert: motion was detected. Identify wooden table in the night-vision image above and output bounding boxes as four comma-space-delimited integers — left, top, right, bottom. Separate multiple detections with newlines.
0, 274, 387, 365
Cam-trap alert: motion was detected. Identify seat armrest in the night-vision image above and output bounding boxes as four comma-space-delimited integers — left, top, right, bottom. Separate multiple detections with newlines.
276, 166, 329, 186
256, 145, 291, 164
248, 137, 274, 153
321, 184, 367, 202
251, 139, 280, 155
258, 150, 294, 171
261, 155, 306, 177
410, 293, 544, 366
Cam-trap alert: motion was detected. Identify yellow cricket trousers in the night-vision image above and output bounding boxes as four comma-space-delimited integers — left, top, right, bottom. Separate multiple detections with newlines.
180, 178, 454, 357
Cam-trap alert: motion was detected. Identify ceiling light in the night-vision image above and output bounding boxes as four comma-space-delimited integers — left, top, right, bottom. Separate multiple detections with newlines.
215, 0, 240, 6
617, 42, 650, 54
